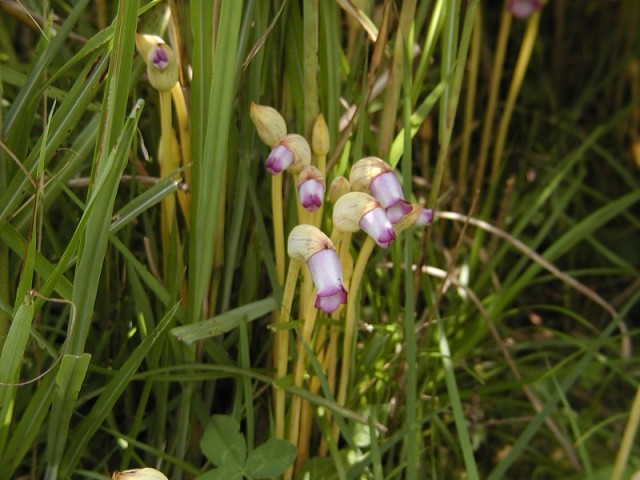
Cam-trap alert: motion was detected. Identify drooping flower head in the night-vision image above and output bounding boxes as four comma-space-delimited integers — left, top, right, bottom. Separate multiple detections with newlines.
265, 134, 311, 175
333, 191, 396, 248
297, 165, 325, 211
250, 102, 287, 148
135, 34, 179, 91
288, 225, 347, 313
507, 0, 543, 20
349, 157, 411, 224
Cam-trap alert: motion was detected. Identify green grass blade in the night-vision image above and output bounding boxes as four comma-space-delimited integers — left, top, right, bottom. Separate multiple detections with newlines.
68, 99, 144, 354
0, 293, 35, 454
58, 303, 179, 477
171, 297, 276, 344
189, 1, 244, 322
44, 353, 91, 479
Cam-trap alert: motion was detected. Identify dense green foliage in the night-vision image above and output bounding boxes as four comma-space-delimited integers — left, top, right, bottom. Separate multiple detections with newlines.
0, 1, 639, 479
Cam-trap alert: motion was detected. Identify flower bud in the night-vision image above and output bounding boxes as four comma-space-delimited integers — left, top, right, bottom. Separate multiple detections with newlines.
297, 165, 325, 211
135, 34, 179, 91
250, 102, 287, 147
266, 134, 311, 175
333, 192, 396, 248
328, 176, 351, 204
112, 468, 169, 480
311, 113, 330, 156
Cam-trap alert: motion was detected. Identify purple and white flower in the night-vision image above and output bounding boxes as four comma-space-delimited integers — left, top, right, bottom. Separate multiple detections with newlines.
288, 225, 348, 313
333, 191, 396, 249
265, 134, 311, 175
297, 165, 325, 211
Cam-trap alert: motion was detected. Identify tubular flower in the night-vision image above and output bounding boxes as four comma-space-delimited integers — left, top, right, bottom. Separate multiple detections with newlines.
112, 468, 168, 480
297, 166, 325, 211
333, 192, 396, 248
350, 157, 411, 224
288, 225, 347, 313
507, 0, 542, 19
250, 102, 287, 148
265, 134, 311, 175
135, 34, 178, 91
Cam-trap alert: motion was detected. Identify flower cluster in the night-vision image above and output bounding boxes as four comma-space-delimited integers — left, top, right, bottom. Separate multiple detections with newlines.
251, 104, 433, 314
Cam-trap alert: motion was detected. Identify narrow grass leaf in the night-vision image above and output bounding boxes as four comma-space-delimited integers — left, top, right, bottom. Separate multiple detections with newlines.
58, 303, 178, 477
171, 297, 276, 344
44, 353, 91, 479
68, 99, 144, 354
438, 319, 480, 480
1, 374, 56, 476
3, 0, 91, 135
0, 293, 35, 454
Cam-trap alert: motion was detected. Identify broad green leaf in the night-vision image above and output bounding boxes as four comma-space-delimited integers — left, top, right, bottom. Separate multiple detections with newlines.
244, 438, 297, 479
200, 415, 246, 469
196, 467, 243, 480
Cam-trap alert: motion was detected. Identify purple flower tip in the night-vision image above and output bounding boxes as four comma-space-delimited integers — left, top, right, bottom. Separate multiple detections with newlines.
369, 171, 405, 208
151, 47, 169, 69
415, 208, 434, 227
386, 200, 412, 224
360, 207, 396, 248
266, 144, 294, 175
315, 288, 347, 314
298, 179, 324, 211
307, 249, 348, 313
507, 0, 542, 19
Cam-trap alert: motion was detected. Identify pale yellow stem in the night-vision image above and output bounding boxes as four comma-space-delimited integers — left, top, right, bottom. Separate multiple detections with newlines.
275, 260, 301, 439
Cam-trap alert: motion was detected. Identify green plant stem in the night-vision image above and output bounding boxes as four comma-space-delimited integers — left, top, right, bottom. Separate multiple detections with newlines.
490, 10, 541, 182
333, 236, 375, 442
286, 301, 319, 480
401, 31, 419, 479
378, 0, 417, 158
304, 0, 319, 137
428, 0, 479, 209
272, 174, 285, 286
457, 7, 481, 206
171, 82, 191, 224
611, 373, 640, 479
276, 260, 301, 439
158, 88, 176, 273
472, 2, 511, 197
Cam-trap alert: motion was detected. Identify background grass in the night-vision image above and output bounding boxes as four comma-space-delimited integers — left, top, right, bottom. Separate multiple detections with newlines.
0, 0, 639, 479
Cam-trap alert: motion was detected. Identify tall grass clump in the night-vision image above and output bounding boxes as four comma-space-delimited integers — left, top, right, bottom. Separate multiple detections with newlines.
0, 0, 639, 479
